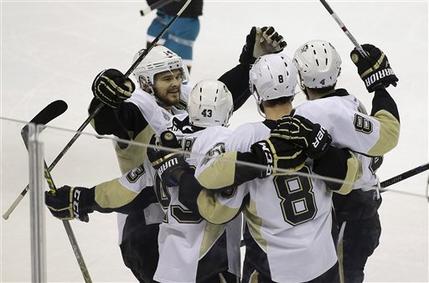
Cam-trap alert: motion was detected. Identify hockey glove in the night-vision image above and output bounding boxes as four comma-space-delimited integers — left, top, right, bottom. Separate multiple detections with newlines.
350, 44, 398, 93
92, 69, 135, 108
271, 115, 332, 160
147, 131, 190, 187
45, 186, 95, 222
239, 26, 287, 66
250, 138, 307, 177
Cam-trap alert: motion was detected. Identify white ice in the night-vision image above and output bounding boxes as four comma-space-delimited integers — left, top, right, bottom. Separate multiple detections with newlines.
1, 1, 428, 282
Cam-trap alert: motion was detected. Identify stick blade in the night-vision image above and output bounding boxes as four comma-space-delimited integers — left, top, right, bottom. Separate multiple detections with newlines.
21, 100, 68, 143
29, 100, 68, 125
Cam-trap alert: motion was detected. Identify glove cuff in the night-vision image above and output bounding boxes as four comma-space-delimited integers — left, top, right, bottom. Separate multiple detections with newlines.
74, 187, 95, 215
250, 140, 274, 177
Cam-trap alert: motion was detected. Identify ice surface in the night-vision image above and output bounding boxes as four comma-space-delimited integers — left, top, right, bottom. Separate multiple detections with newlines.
1, 1, 428, 282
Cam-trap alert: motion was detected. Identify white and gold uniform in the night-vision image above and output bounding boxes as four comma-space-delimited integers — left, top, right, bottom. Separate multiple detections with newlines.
195, 88, 400, 282
294, 88, 400, 191
93, 120, 241, 283
114, 86, 190, 243
89, 85, 189, 282
196, 121, 348, 282
153, 125, 242, 283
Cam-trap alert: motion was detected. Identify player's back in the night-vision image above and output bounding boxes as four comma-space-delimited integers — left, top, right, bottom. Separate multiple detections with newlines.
294, 90, 399, 156
154, 126, 234, 283
295, 92, 383, 190
222, 121, 337, 282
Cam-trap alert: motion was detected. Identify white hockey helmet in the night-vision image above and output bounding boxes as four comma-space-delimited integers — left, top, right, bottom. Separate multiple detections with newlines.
132, 45, 189, 92
187, 80, 234, 128
293, 40, 342, 89
249, 52, 298, 104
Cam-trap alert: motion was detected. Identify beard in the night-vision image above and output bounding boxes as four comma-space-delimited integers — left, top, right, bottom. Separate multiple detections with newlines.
156, 89, 181, 107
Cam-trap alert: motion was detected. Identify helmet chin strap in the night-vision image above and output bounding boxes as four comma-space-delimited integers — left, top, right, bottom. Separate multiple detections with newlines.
252, 91, 267, 118
298, 78, 310, 100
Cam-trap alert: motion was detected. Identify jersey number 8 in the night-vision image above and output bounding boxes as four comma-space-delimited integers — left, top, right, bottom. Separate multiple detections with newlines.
273, 166, 317, 226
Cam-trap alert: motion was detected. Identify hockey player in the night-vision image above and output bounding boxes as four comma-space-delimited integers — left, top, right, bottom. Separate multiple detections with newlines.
146, 80, 238, 282
46, 80, 235, 282
188, 53, 362, 282
146, 0, 203, 71
290, 41, 400, 283
88, 27, 287, 282
46, 79, 301, 282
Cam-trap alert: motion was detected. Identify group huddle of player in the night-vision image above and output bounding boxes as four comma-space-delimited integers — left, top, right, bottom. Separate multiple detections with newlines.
45, 26, 400, 283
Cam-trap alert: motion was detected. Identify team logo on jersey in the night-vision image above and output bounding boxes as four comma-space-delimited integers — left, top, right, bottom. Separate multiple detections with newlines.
369, 156, 384, 174
201, 142, 226, 166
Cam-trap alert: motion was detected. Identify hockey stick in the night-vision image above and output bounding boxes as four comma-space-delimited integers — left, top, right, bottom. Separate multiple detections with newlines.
21, 124, 92, 283
239, 163, 429, 247
380, 163, 429, 191
140, 0, 179, 16
3, 0, 193, 219
319, 0, 367, 57
3, 100, 68, 220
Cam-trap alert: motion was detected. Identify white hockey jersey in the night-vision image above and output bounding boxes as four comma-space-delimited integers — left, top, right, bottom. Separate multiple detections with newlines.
114, 85, 190, 243
294, 93, 398, 190
153, 126, 240, 283
196, 122, 338, 282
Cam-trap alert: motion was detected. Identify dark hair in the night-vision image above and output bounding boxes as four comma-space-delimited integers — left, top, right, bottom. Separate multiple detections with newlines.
263, 96, 294, 107
307, 84, 336, 95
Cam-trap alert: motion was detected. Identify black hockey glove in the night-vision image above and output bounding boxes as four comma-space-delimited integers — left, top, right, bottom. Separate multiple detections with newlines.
92, 69, 135, 108
250, 137, 307, 177
45, 186, 95, 222
239, 26, 287, 66
147, 131, 190, 187
271, 115, 332, 160
350, 44, 398, 93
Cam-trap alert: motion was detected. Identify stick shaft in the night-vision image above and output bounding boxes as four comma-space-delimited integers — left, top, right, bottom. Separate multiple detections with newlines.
2, 103, 104, 220
319, 0, 367, 57
43, 162, 92, 283
140, 0, 177, 16
381, 163, 429, 189
3, 0, 192, 220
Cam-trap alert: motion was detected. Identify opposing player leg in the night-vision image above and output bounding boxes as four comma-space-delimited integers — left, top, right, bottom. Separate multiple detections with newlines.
161, 16, 200, 71
147, 11, 169, 46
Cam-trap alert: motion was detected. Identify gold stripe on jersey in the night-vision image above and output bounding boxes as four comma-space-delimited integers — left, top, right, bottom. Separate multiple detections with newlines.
368, 110, 400, 156
334, 152, 361, 195
197, 152, 237, 189
244, 200, 268, 252
249, 270, 260, 283
197, 190, 240, 224
199, 222, 225, 258
95, 179, 138, 209
115, 126, 155, 173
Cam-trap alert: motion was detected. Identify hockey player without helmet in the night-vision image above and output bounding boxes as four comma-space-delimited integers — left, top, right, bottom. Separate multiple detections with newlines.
188, 80, 234, 128
132, 45, 189, 92
249, 52, 298, 104
293, 40, 342, 89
